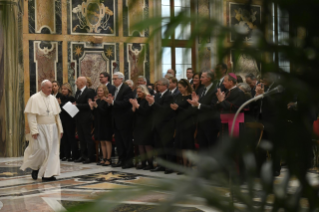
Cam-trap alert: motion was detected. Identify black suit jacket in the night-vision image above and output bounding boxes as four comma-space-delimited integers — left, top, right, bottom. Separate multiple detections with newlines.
112, 83, 134, 130
75, 87, 95, 123
152, 91, 175, 130
171, 88, 180, 96
107, 83, 116, 96
194, 83, 221, 131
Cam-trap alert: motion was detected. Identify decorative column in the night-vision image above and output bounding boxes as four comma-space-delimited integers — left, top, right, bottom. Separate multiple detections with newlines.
0, 0, 25, 157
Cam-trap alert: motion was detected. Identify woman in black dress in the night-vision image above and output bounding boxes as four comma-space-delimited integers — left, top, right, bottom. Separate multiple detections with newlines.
170, 79, 195, 174
129, 85, 154, 170
89, 84, 113, 166
59, 83, 79, 161
52, 81, 63, 99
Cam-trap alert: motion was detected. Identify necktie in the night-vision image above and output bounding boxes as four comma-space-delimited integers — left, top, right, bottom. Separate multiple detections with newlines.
114, 87, 119, 100
76, 90, 81, 99
201, 88, 207, 98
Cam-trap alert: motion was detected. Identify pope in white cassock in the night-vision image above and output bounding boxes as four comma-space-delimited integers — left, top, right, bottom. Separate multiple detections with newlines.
20, 80, 63, 181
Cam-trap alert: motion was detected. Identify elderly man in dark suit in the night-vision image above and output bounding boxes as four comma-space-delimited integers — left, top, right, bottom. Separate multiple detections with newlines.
74, 76, 96, 164
188, 71, 221, 149
146, 78, 175, 174
99, 72, 116, 95
105, 72, 135, 169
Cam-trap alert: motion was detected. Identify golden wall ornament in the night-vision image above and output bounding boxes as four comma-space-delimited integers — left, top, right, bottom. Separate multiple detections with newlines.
72, 0, 114, 33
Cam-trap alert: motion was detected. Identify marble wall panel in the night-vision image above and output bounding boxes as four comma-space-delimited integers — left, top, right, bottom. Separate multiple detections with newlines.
29, 41, 63, 96
199, 47, 211, 72
124, 43, 150, 82
197, 0, 210, 43
123, 0, 149, 37
28, 0, 62, 34
68, 42, 119, 91
68, 0, 118, 36
0, 8, 5, 155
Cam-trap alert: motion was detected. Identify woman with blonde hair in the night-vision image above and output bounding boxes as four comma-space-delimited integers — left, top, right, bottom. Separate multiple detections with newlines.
88, 84, 113, 166
129, 85, 153, 170
59, 83, 79, 161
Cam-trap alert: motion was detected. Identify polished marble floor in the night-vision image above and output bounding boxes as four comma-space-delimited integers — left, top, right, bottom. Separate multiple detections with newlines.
0, 157, 317, 212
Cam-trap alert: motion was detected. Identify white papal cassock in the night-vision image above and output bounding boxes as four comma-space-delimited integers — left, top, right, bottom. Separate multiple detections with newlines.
20, 91, 63, 178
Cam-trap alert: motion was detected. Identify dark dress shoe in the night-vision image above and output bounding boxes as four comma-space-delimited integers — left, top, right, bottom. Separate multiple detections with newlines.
111, 161, 123, 167
143, 165, 154, 170
122, 163, 134, 169
136, 164, 146, 170
42, 176, 56, 181
164, 169, 174, 174
82, 159, 92, 164
67, 158, 74, 162
74, 157, 85, 163
61, 157, 67, 161
31, 170, 39, 180
150, 166, 165, 172
176, 172, 184, 175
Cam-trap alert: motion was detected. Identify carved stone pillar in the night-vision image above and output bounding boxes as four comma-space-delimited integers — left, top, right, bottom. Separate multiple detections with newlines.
0, 0, 25, 157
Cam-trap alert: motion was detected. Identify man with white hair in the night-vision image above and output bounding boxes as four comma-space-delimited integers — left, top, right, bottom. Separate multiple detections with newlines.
20, 80, 63, 181
105, 72, 134, 168
125, 79, 134, 90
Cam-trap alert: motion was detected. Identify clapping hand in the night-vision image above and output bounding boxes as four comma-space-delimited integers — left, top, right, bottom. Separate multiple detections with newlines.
105, 94, 114, 104
255, 84, 264, 96
187, 92, 200, 107
216, 88, 225, 102
88, 99, 94, 110
101, 96, 108, 102
145, 95, 155, 105
170, 103, 179, 110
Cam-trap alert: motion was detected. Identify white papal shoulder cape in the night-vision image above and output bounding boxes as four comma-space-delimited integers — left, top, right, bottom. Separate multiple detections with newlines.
20, 91, 63, 178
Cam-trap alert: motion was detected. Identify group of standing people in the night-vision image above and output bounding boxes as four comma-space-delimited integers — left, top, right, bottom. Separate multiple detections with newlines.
22, 62, 301, 181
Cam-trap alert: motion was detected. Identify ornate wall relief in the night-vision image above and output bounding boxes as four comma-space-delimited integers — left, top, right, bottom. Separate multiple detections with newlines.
68, 42, 119, 91
123, 0, 149, 37
28, 0, 62, 34
29, 41, 63, 96
124, 43, 150, 81
197, 0, 210, 43
68, 0, 117, 35
230, 50, 261, 77
199, 47, 211, 72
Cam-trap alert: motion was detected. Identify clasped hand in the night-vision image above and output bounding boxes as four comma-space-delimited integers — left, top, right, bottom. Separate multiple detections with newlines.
170, 103, 179, 110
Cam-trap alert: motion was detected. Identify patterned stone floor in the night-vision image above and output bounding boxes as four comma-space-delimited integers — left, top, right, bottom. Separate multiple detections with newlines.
0, 157, 317, 212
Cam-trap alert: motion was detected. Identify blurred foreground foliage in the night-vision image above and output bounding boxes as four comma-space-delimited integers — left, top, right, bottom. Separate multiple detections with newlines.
68, 0, 319, 211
